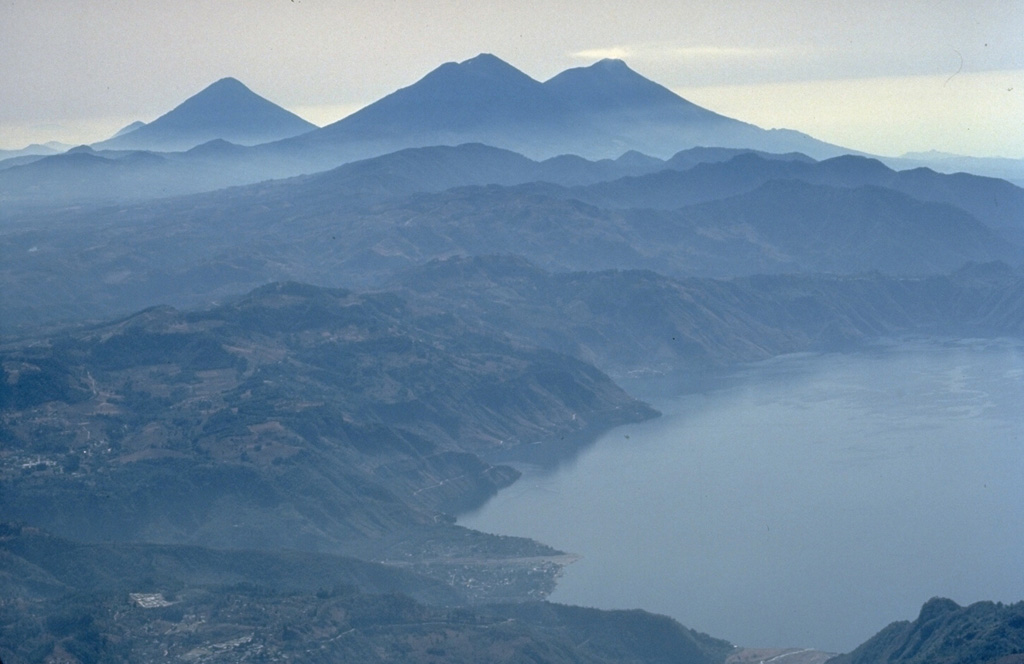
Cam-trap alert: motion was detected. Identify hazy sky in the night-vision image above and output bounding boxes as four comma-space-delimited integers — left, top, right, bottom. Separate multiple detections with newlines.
2, 0, 1022, 157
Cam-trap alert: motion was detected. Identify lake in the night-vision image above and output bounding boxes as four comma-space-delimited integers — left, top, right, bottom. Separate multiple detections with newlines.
458, 339, 1024, 653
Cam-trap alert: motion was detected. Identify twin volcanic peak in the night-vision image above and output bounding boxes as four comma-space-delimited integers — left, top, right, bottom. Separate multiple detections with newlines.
93, 77, 317, 152
293, 53, 847, 162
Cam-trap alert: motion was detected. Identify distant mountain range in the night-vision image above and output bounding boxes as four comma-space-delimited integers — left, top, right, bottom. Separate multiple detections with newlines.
890, 151, 1024, 187
3, 143, 1022, 333
77, 53, 846, 164
92, 77, 317, 151
3, 54, 1023, 210
0, 141, 73, 162
272, 53, 849, 167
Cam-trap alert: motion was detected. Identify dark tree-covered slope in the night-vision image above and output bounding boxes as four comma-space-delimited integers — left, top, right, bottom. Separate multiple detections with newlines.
828, 597, 1024, 664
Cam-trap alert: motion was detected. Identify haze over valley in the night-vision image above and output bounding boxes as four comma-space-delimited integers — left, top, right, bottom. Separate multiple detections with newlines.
2, 36, 1023, 664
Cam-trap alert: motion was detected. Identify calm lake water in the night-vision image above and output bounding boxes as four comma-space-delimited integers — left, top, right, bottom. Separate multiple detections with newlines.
459, 339, 1024, 653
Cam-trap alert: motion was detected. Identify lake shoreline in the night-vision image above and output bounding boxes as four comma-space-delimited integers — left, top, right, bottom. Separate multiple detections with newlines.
460, 338, 1024, 652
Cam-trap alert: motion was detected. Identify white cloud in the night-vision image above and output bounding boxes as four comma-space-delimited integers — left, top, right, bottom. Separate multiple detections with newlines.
570, 47, 634, 61
570, 43, 809, 63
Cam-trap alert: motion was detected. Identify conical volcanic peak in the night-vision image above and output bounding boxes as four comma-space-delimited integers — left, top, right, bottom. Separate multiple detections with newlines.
94, 78, 316, 152
315, 53, 561, 142
383, 53, 546, 110
453, 53, 536, 79
544, 58, 708, 113
205, 76, 248, 91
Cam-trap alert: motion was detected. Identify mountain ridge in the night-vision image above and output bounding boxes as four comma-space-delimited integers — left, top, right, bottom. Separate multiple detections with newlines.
827, 597, 1024, 664
7, 55, 1017, 208
3, 144, 1022, 333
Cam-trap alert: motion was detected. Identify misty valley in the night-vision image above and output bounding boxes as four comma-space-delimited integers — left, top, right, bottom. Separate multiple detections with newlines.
2, 54, 1023, 664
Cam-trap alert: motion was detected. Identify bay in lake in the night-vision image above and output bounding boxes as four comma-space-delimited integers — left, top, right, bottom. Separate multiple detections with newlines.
459, 339, 1024, 653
